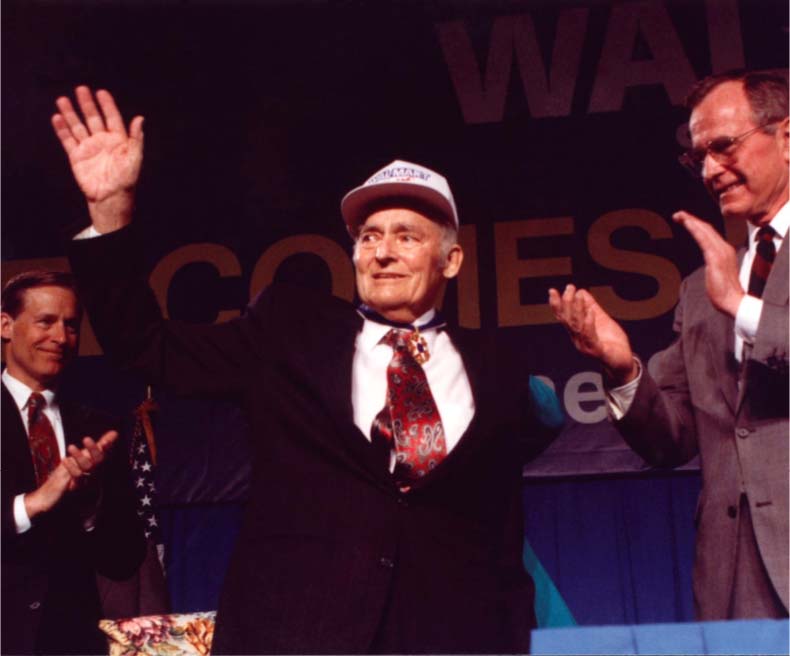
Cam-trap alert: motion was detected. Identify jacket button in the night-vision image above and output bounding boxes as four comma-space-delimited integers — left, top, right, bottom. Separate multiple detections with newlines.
29, 601, 41, 610
379, 557, 395, 569
736, 427, 750, 439
727, 505, 737, 518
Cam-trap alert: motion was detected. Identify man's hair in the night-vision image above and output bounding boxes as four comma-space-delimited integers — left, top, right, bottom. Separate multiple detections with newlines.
686, 69, 789, 128
1, 270, 80, 318
436, 222, 460, 261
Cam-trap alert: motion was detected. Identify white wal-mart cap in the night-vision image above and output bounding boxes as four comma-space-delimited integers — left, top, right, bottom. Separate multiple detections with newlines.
340, 159, 459, 237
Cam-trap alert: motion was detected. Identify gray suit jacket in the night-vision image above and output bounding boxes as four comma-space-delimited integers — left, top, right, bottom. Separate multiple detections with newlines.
616, 238, 789, 620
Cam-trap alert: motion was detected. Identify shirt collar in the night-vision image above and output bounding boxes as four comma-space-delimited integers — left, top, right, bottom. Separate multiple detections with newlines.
746, 201, 790, 245
2, 369, 57, 412
358, 307, 441, 353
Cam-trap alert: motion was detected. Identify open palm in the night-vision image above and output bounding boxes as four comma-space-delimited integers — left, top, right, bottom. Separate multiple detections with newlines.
51, 86, 143, 223
65, 128, 142, 202
580, 299, 633, 372
549, 285, 636, 383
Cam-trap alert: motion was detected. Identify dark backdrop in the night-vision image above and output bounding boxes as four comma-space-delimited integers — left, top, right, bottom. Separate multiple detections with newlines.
3, 0, 787, 625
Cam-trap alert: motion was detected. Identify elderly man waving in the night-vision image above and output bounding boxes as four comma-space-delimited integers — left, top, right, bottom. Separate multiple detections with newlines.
56, 86, 562, 654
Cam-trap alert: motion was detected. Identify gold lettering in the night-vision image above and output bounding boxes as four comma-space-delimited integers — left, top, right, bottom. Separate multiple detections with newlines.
495, 218, 574, 326
149, 244, 242, 323
588, 209, 681, 320
250, 235, 354, 302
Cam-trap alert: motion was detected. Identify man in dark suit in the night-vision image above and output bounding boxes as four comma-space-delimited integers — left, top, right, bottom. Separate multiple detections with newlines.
54, 86, 563, 653
1, 270, 147, 654
549, 69, 788, 620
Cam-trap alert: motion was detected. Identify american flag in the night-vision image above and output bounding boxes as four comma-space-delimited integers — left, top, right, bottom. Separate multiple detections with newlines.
130, 396, 164, 554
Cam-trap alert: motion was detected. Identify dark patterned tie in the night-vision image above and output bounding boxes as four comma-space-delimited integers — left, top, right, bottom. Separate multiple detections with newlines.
748, 226, 777, 299
27, 393, 60, 484
370, 329, 447, 482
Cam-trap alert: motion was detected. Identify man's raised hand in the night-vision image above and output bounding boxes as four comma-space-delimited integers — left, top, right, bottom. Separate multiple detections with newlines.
548, 284, 638, 386
52, 86, 143, 233
673, 211, 744, 317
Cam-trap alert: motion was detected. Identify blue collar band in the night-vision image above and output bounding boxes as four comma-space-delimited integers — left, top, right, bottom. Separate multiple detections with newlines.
356, 304, 446, 332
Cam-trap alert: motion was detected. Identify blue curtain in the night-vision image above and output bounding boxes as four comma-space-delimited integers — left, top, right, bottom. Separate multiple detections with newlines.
522, 472, 701, 625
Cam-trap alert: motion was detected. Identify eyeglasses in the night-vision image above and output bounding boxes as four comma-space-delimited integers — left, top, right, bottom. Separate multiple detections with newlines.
678, 121, 779, 177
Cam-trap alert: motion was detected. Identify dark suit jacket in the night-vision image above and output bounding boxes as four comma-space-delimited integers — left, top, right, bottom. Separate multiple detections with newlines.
617, 239, 789, 619
1, 383, 147, 655
69, 225, 561, 654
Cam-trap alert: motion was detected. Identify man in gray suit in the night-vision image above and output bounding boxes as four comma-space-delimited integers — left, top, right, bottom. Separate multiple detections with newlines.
549, 68, 788, 620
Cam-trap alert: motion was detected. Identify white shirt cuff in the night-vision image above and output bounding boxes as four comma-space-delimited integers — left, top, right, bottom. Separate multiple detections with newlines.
14, 494, 32, 534
74, 225, 101, 240
605, 358, 643, 421
735, 295, 763, 344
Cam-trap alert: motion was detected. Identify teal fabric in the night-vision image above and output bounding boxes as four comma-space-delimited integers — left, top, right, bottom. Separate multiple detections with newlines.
523, 376, 574, 628
523, 540, 576, 628
528, 376, 565, 430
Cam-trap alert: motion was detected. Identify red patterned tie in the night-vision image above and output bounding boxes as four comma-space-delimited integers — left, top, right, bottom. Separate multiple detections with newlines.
371, 329, 447, 482
27, 393, 60, 484
748, 226, 777, 299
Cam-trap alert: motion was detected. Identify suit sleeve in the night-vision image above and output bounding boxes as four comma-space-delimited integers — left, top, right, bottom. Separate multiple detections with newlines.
614, 277, 699, 467
1, 482, 23, 541
1, 394, 38, 543
68, 224, 277, 399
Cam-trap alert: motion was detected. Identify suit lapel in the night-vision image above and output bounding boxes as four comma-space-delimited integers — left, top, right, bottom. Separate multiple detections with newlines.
762, 232, 790, 305
309, 304, 392, 485
2, 382, 25, 433
58, 399, 84, 449
704, 279, 739, 415
703, 248, 755, 414
1, 383, 38, 490
709, 312, 739, 414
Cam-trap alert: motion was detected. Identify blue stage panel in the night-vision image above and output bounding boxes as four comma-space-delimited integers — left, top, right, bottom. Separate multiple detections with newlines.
531, 619, 790, 655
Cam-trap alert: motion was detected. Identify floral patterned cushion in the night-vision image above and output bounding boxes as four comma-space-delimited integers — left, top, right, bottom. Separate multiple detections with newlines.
99, 612, 215, 656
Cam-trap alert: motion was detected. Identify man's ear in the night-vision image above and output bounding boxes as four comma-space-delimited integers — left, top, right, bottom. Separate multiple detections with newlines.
442, 244, 464, 280
0, 312, 14, 341
780, 116, 789, 165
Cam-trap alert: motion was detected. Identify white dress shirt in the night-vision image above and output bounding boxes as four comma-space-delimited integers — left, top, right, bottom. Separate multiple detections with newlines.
352, 309, 475, 470
3, 370, 66, 533
734, 203, 790, 360
608, 202, 790, 418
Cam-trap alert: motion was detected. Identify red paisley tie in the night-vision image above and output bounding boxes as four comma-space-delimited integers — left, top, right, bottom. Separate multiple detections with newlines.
371, 329, 447, 482
27, 392, 60, 484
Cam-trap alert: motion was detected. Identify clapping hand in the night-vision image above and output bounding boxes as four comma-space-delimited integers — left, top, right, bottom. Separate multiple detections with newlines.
672, 211, 744, 317
548, 284, 638, 386
24, 430, 120, 519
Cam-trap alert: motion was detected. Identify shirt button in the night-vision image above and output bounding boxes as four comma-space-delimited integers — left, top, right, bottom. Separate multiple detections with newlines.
736, 427, 750, 439
379, 557, 395, 569
29, 601, 41, 610
727, 505, 737, 519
